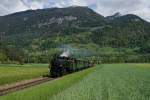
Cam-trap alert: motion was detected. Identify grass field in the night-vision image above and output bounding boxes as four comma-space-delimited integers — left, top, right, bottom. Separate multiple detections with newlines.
0, 67, 95, 100
50, 64, 150, 100
0, 64, 48, 85
0, 64, 150, 100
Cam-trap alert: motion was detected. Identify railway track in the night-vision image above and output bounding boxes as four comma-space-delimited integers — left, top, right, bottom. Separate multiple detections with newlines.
0, 77, 54, 96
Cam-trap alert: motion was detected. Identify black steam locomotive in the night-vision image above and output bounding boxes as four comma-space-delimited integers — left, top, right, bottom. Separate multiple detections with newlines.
50, 55, 94, 77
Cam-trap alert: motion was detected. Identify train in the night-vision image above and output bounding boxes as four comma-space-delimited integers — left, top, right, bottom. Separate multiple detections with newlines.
49, 55, 94, 77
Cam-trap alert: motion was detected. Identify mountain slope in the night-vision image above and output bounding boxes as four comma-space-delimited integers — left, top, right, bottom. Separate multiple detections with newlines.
92, 14, 150, 47
0, 6, 105, 36
0, 6, 150, 63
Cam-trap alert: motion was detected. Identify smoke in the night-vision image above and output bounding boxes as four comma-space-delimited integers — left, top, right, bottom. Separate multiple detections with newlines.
59, 44, 94, 58
60, 50, 70, 57
59, 45, 71, 57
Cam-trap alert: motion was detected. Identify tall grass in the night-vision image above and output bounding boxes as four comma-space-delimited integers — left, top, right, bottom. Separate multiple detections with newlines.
50, 64, 150, 100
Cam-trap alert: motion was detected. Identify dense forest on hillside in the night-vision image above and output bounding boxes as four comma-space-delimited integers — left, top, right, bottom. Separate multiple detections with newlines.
0, 6, 150, 63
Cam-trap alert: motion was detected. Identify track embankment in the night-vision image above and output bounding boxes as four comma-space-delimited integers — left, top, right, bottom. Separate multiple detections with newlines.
0, 77, 53, 96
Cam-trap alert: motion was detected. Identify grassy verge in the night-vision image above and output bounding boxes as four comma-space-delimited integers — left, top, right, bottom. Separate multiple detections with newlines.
49, 64, 150, 100
0, 67, 95, 100
0, 64, 48, 85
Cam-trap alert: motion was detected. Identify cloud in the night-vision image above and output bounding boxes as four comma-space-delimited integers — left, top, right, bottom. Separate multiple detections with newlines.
96, 0, 141, 15
0, 0, 150, 22
0, 0, 28, 15
94, 0, 150, 22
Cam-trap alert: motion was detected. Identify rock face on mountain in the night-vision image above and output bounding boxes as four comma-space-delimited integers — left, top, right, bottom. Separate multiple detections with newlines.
0, 6, 105, 36
0, 6, 150, 63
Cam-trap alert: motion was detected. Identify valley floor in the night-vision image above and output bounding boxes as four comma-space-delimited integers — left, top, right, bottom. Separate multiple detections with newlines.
0, 64, 150, 100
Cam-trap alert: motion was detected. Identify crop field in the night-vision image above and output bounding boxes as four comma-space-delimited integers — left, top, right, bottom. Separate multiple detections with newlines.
0, 64, 150, 100
0, 64, 48, 85
50, 64, 150, 100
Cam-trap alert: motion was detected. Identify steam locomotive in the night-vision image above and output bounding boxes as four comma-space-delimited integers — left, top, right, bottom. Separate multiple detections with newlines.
50, 55, 94, 77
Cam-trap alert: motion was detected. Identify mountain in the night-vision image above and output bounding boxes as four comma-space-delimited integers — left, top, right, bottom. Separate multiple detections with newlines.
0, 6, 105, 48
0, 6, 150, 63
106, 12, 121, 20
92, 14, 150, 48
0, 6, 105, 36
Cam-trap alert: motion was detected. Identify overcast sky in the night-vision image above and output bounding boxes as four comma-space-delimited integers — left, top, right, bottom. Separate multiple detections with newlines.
0, 0, 150, 22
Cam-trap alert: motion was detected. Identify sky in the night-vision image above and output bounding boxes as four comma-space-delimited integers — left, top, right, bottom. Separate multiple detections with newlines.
0, 0, 150, 22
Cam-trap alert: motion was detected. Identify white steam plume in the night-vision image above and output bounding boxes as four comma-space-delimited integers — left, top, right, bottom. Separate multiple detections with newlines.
60, 50, 70, 57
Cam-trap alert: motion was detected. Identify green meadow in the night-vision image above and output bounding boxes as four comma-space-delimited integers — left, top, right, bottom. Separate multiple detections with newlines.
1, 64, 150, 100
0, 64, 48, 85
0, 67, 95, 100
